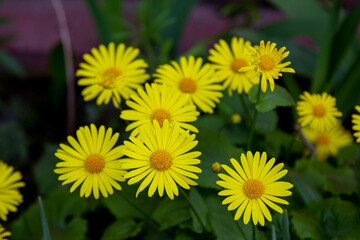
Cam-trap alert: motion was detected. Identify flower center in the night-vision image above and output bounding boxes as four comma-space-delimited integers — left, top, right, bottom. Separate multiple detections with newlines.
150, 150, 172, 171
316, 134, 330, 146
85, 154, 105, 173
231, 58, 247, 73
152, 109, 170, 127
259, 55, 275, 71
102, 67, 121, 89
244, 179, 264, 199
179, 78, 197, 93
313, 104, 326, 117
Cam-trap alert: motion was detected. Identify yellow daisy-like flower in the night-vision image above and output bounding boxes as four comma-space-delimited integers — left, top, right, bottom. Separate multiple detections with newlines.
352, 106, 360, 143
296, 91, 342, 132
54, 124, 127, 199
0, 225, 11, 240
302, 123, 352, 160
0, 161, 25, 221
217, 151, 292, 226
208, 37, 258, 95
122, 120, 202, 199
240, 40, 295, 93
120, 83, 199, 136
154, 56, 223, 113
76, 42, 150, 108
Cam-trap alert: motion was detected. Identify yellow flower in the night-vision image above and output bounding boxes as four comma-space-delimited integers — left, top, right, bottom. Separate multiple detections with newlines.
122, 120, 202, 199
296, 91, 342, 132
0, 161, 25, 221
120, 83, 199, 136
240, 40, 295, 93
154, 56, 223, 113
302, 123, 352, 160
0, 225, 11, 240
352, 106, 360, 143
54, 124, 127, 199
208, 37, 258, 95
76, 42, 150, 108
217, 151, 292, 226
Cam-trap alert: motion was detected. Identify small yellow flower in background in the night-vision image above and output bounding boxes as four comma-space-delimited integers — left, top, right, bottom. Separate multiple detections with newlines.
122, 120, 202, 199
0, 161, 25, 221
54, 124, 126, 199
76, 42, 150, 108
240, 40, 295, 93
208, 37, 258, 95
352, 106, 360, 143
120, 83, 199, 136
296, 91, 342, 132
154, 56, 223, 114
302, 123, 353, 161
0, 225, 11, 240
230, 113, 242, 124
216, 151, 292, 226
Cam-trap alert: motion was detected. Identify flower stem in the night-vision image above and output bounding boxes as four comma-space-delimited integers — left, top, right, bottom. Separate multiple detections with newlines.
180, 188, 206, 231
252, 222, 256, 240
233, 217, 249, 240
247, 86, 261, 149
239, 93, 252, 126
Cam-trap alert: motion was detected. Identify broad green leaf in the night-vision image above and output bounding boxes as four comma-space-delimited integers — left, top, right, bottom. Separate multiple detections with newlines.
101, 219, 143, 240
189, 188, 210, 232
288, 170, 322, 204
291, 211, 325, 240
0, 49, 25, 77
255, 110, 278, 134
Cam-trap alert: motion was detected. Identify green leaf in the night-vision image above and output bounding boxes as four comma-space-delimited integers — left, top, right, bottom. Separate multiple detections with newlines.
0, 49, 25, 77
288, 170, 322, 204
354, 148, 360, 195
189, 188, 210, 232
84, 0, 111, 44
101, 219, 143, 240
38, 197, 52, 240
255, 110, 278, 134
291, 211, 325, 240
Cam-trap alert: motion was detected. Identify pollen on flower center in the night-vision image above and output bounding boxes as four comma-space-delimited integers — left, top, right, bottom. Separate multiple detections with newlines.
316, 134, 330, 145
244, 179, 264, 199
85, 154, 105, 173
150, 150, 172, 171
313, 104, 326, 117
231, 58, 247, 73
179, 78, 197, 93
102, 67, 121, 89
259, 55, 275, 71
152, 109, 171, 127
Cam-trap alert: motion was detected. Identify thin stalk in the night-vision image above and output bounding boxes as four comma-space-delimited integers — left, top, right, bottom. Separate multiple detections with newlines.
180, 188, 206, 230
239, 93, 252, 125
232, 216, 249, 240
252, 222, 256, 240
247, 86, 261, 149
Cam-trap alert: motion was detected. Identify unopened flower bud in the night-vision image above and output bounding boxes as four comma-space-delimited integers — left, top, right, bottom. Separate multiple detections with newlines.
230, 113, 241, 124
211, 162, 222, 173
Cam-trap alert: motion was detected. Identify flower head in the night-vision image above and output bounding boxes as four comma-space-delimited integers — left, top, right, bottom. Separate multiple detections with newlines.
54, 124, 126, 199
240, 40, 295, 92
0, 225, 11, 240
120, 83, 199, 136
208, 37, 258, 95
352, 106, 360, 143
302, 123, 352, 160
76, 42, 149, 107
296, 91, 342, 131
154, 56, 223, 113
217, 151, 292, 226
122, 120, 202, 199
0, 161, 25, 221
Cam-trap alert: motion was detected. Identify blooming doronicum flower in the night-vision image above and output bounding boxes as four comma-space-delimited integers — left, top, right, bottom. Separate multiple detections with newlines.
217, 151, 292, 226
0, 161, 25, 221
54, 124, 127, 199
302, 123, 352, 160
76, 42, 149, 107
0, 225, 11, 240
208, 37, 258, 95
352, 106, 360, 143
154, 56, 223, 114
240, 40, 295, 93
296, 91, 342, 132
120, 83, 199, 136
122, 120, 202, 199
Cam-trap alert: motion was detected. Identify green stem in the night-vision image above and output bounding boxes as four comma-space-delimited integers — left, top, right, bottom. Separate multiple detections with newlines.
239, 93, 252, 126
233, 217, 249, 240
252, 222, 256, 240
247, 86, 261, 149
180, 188, 206, 230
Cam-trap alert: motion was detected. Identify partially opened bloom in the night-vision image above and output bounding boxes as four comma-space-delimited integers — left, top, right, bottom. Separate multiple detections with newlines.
302, 123, 352, 160
0, 161, 25, 221
122, 120, 202, 199
352, 106, 360, 143
54, 124, 126, 199
120, 83, 199, 136
208, 37, 257, 95
154, 56, 223, 113
0, 225, 11, 240
240, 40, 295, 92
217, 151, 292, 226
76, 42, 149, 107
296, 91, 342, 131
